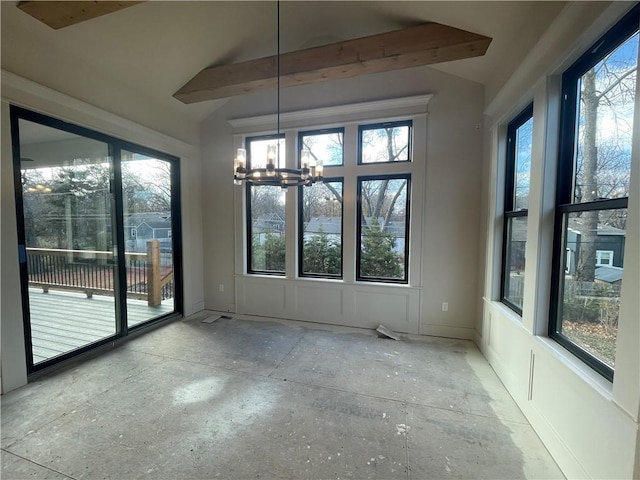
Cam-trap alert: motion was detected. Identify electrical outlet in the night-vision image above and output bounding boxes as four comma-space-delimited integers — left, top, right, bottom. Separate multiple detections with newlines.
442, 302, 449, 312
219, 284, 224, 292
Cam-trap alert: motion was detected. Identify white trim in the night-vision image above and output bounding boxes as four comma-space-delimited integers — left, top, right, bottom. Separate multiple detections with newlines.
1, 70, 194, 158
228, 94, 433, 130
235, 275, 422, 334
232, 101, 427, 332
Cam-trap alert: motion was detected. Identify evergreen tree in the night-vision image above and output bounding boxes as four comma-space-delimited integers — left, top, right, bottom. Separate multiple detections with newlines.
303, 229, 341, 275
360, 218, 402, 278
264, 233, 286, 271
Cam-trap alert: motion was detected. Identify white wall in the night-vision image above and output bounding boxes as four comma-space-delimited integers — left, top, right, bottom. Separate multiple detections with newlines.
479, 3, 640, 478
0, 72, 205, 393
0, 101, 28, 392
200, 65, 484, 337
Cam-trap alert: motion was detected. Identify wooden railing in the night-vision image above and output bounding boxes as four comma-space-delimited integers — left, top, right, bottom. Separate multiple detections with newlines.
26, 239, 173, 306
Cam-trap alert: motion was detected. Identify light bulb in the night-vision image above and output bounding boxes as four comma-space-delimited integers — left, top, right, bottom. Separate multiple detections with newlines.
300, 149, 310, 169
235, 148, 246, 169
267, 144, 277, 165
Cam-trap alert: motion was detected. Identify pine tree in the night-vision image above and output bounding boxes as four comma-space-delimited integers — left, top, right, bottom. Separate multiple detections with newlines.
264, 233, 286, 271
303, 230, 341, 275
360, 218, 402, 278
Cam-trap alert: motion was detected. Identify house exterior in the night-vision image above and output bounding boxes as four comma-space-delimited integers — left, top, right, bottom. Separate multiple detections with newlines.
304, 216, 406, 253
565, 218, 626, 274
304, 216, 341, 240
124, 212, 172, 252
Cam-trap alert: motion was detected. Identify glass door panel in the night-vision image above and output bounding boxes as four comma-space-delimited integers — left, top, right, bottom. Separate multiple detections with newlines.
121, 150, 176, 327
17, 119, 118, 366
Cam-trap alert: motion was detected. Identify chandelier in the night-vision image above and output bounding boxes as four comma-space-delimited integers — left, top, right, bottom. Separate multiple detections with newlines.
233, 1, 323, 189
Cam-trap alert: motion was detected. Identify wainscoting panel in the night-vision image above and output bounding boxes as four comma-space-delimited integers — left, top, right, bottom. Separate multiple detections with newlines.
235, 276, 420, 333
237, 278, 287, 318
294, 284, 344, 323
481, 298, 639, 479
354, 288, 419, 334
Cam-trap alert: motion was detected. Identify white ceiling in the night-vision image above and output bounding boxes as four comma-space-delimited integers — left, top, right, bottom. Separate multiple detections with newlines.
1, 1, 567, 142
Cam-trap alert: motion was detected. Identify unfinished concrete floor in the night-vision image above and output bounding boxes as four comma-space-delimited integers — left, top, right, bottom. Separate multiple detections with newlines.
1, 314, 564, 479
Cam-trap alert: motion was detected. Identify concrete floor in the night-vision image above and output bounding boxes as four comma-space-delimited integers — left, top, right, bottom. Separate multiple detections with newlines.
1, 314, 564, 479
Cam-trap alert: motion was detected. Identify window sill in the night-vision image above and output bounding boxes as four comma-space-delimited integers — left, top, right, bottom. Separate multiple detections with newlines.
485, 298, 523, 326
244, 272, 286, 279
239, 273, 419, 290
296, 276, 345, 284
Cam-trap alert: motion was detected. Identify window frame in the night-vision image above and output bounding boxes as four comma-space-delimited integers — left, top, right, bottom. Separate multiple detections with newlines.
357, 120, 413, 165
500, 103, 533, 315
549, 5, 639, 381
246, 133, 286, 169
356, 173, 411, 284
245, 183, 287, 276
297, 177, 344, 279
245, 134, 287, 276
298, 127, 345, 168
10, 105, 183, 374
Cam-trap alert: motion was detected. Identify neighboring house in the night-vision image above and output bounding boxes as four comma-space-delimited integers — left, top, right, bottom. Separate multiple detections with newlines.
124, 212, 172, 252
565, 218, 625, 274
304, 216, 406, 253
252, 212, 285, 244
595, 266, 624, 286
304, 216, 341, 242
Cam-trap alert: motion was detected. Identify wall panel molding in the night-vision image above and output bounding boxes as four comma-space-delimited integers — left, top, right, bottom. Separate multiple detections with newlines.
235, 276, 421, 334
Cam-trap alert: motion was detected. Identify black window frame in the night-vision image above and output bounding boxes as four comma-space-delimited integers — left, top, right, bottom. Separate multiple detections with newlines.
245, 182, 287, 276
246, 133, 286, 169
549, 4, 639, 382
357, 120, 413, 165
356, 173, 411, 284
245, 134, 287, 276
297, 177, 344, 279
298, 127, 345, 168
500, 103, 533, 315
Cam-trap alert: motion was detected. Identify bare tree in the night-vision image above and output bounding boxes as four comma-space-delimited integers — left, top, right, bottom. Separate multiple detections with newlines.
360, 127, 408, 230
574, 36, 636, 282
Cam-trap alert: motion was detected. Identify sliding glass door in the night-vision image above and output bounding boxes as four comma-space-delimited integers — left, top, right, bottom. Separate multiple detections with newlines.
12, 107, 182, 373
121, 150, 177, 327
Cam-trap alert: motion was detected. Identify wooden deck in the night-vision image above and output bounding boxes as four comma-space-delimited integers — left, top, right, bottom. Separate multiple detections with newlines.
28, 288, 174, 364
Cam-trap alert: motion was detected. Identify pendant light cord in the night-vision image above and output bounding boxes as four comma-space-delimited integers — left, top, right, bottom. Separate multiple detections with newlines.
276, 0, 280, 150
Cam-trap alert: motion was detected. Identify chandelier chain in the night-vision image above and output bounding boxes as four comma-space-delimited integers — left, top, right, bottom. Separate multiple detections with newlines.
277, 0, 280, 147
233, 0, 322, 188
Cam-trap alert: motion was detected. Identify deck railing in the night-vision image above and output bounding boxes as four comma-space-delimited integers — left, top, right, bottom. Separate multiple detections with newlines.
26, 239, 173, 306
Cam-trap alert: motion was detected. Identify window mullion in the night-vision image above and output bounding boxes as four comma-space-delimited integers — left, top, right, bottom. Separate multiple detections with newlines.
341, 192, 358, 283
342, 127, 358, 282
558, 197, 628, 213
285, 131, 297, 279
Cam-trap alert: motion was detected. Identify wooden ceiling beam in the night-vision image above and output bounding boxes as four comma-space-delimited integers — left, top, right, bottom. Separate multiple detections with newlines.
174, 22, 492, 104
17, 1, 144, 30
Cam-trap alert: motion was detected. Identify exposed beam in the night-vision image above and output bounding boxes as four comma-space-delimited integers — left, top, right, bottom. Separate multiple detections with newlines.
174, 22, 492, 104
17, 1, 144, 30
